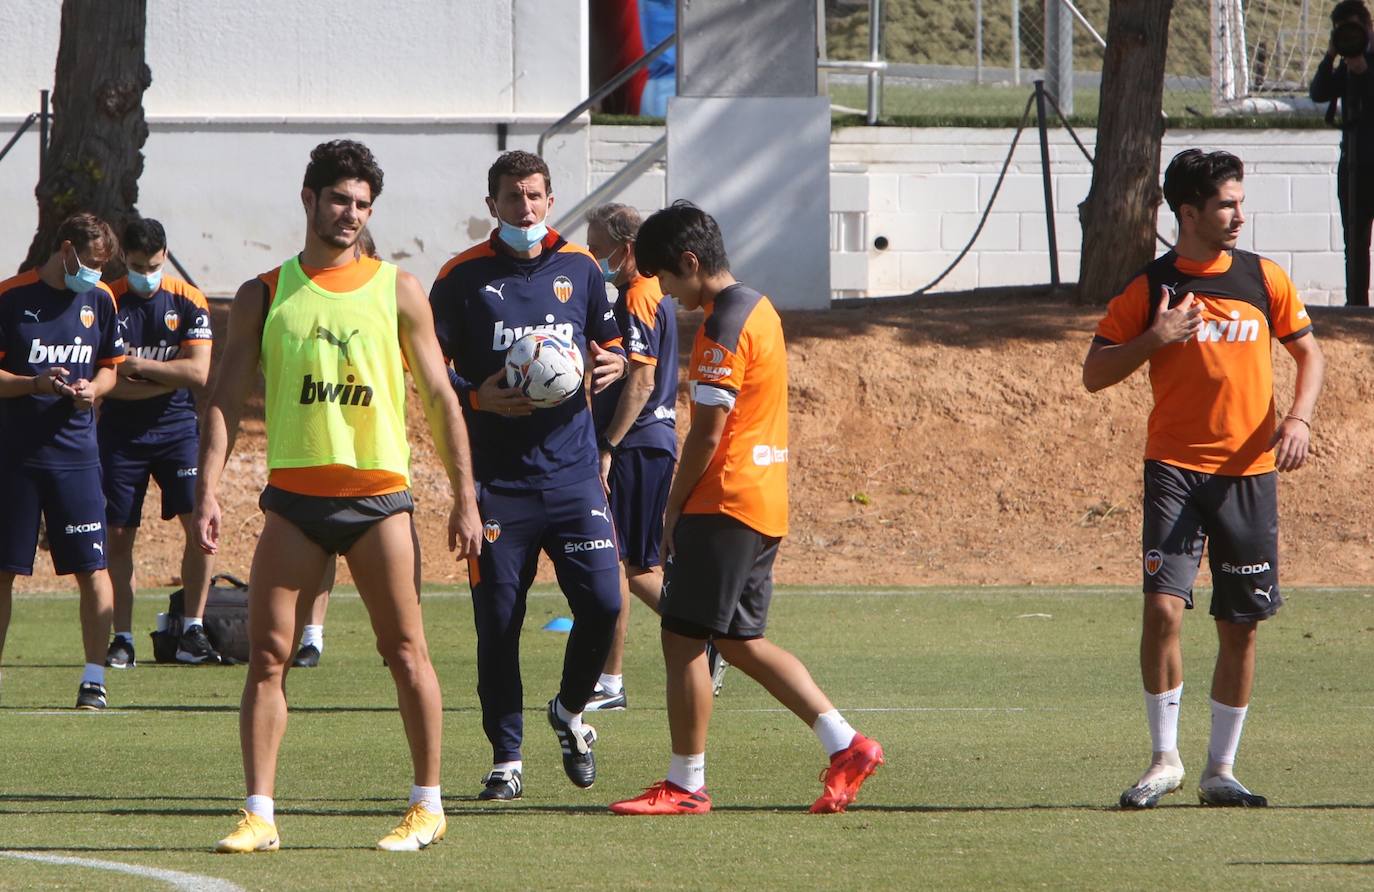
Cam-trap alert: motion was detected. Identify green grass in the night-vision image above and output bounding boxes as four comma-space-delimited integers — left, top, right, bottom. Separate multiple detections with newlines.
2, 586, 1373, 889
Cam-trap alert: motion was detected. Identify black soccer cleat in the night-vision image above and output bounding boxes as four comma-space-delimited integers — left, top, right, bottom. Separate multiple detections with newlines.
292, 644, 321, 668
105, 637, 136, 670
76, 681, 107, 711
547, 698, 598, 789
1197, 776, 1268, 807
477, 768, 523, 801
176, 625, 221, 664
583, 683, 627, 712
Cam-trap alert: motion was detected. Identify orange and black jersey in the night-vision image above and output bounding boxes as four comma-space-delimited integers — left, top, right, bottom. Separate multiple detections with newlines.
101, 274, 212, 442
430, 228, 625, 489
0, 270, 125, 469
1094, 249, 1312, 476
684, 284, 788, 537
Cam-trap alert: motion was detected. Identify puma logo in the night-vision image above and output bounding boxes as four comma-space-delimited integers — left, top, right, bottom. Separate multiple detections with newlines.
483, 283, 507, 300
591, 508, 610, 523
93, 542, 104, 554
23, 309, 40, 322
316, 326, 361, 365
1252, 586, 1273, 603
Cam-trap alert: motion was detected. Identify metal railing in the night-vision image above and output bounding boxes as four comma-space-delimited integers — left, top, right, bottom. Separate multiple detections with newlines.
0, 90, 49, 175
552, 136, 665, 233
538, 31, 676, 159
817, 0, 885, 124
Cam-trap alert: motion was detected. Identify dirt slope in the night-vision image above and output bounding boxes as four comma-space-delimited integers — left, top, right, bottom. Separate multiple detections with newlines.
17, 290, 1374, 592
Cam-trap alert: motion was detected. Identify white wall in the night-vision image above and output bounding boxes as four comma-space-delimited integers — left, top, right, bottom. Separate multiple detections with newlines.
0, 0, 590, 291
589, 125, 1352, 306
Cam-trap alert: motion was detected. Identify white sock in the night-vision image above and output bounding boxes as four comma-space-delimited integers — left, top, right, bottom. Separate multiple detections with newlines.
1207, 700, 1249, 772
245, 795, 274, 825
667, 753, 706, 792
184, 617, 204, 632
114, 631, 134, 644
813, 709, 857, 756
1144, 684, 1183, 754
81, 663, 105, 686
492, 760, 522, 775
302, 624, 324, 651
555, 697, 585, 734
598, 673, 623, 695
409, 784, 443, 815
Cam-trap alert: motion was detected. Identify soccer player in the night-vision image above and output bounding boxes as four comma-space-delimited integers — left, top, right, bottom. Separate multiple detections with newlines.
609, 202, 884, 816
583, 203, 677, 712
198, 140, 483, 852
1083, 149, 1325, 809
100, 217, 219, 668
429, 150, 627, 801
0, 212, 126, 710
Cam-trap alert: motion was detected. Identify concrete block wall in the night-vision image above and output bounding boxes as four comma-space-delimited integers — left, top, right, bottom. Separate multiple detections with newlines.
590, 125, 1352, 305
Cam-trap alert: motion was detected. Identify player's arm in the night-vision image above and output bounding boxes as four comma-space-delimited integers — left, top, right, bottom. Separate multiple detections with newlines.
397, 270, 483, 558
1082, 287, 1202, 392
107, 376, 176, 399
195, 279, 264, 554
1310, 52, 1341, 102
586, 265, 626, 392
122, 341, 212, 390
1272, 333, 1325, 472
661, 396, 730, 556
0, 366, 73, 398
602, 359, 655, 449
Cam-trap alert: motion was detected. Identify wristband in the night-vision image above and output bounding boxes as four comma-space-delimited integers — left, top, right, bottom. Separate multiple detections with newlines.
598, 436, 618, 454
1284, 414, 1311, 430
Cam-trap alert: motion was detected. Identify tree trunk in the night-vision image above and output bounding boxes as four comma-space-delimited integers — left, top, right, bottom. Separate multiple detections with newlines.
21, 0, 150, 274
1077, 0, 1174, 304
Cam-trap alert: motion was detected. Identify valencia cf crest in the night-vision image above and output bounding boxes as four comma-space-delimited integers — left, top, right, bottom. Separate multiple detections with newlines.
1144, 549, 1164, 576
79, 305, 95, 328
164, 310, 180, 331
483, 520, 502, 543
552, 275, 574, 303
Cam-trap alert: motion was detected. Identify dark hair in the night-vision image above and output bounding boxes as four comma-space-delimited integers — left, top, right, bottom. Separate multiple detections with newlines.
1162, 149, 1244, 216
1332, 0, 1371, 24
487, 150, 551, 198
357, 227, 378, 259
634, 201, 730, 278
303, 139, 384, 199
53, 212, 118, 260
122, 217, 166, 256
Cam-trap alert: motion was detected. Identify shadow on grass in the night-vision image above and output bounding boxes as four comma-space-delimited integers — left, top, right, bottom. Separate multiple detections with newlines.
1230, 858, 1374, 867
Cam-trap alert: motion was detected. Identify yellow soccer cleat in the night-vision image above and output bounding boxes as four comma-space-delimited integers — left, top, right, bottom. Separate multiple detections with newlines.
215, 810, 280, 854
377, 803, 447, 852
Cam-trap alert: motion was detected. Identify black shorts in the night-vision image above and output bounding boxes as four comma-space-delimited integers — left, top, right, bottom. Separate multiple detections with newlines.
258, 485, 414, 556
660, 513, 779, 639
1142, 460, 1281, 623
607, 447, 674, 569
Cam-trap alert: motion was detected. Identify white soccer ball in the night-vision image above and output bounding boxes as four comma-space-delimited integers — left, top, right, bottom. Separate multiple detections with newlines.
504, 330, 584, 408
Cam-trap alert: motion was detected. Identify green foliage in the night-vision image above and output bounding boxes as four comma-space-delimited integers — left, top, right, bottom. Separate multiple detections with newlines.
1, 585, 1372, 888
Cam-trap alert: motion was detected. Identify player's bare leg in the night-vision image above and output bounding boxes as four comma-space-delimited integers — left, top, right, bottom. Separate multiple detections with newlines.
106, 526, 138, 637
75, 570, 115, 667
177, 513, 215, 621
662, 629, 714, 755
1122, 593, 1186, 807
1198, 618, 1266, 806
0, 573, 13, 676
345, 512, 442, 787
241, 511, 330, 798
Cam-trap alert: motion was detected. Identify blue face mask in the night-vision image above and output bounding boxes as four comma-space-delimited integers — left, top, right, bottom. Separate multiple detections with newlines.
63, 250, 103, 294
498, 219, 548, 252
599, 254, 620, 282
127, 268, 163, 296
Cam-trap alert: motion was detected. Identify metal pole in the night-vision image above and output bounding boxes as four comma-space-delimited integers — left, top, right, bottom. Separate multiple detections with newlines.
816, 0, 828, 96
1034, 80, 1060, 287
867, 0, 882, 125
975, 0, 984, 85
1011, 0, 1021, 85
39, 89, 49, 180
1044, 0, 1074, 116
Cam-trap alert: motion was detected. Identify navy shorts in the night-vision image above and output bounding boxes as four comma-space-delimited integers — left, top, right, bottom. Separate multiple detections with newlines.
660, 513, 779, 640
1142, 460, 1281, 623
607, 446, 674, 569
259, 486, 414, 556
0, 464, 108, 576
100, 432, 199, 526
471, 475, 623, 589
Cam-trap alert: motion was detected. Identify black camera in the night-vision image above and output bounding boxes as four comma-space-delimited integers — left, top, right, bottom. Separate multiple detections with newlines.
1333, 19, 1370, 57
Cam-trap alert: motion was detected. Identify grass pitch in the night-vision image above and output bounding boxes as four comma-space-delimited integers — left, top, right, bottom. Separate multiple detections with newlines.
1, 585, 1372, 890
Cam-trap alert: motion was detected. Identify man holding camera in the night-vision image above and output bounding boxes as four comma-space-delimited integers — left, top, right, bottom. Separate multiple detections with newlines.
1311, 0, 1374, 306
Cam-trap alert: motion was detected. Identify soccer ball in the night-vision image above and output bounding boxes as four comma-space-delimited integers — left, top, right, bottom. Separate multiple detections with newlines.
504, 330, 584, 408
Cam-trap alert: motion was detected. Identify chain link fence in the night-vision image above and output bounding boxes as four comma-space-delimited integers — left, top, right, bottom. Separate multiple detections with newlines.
823, 1, 1329, 123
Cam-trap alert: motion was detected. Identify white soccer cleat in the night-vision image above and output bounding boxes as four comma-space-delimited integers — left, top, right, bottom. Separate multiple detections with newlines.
1198, 774, 1267, 808
1119, 765, 1185, 809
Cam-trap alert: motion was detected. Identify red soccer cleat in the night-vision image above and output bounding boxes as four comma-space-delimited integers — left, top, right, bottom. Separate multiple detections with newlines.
609, 781, 712, 815
810, 733, 885, 814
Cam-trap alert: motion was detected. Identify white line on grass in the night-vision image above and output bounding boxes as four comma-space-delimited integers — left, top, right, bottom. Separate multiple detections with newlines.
725, 706, 1030, 714
9, 711, 130, 717
0, 851, 244, 892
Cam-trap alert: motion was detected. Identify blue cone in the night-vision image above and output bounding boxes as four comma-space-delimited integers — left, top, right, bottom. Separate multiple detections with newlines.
542, 616, 574, 633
